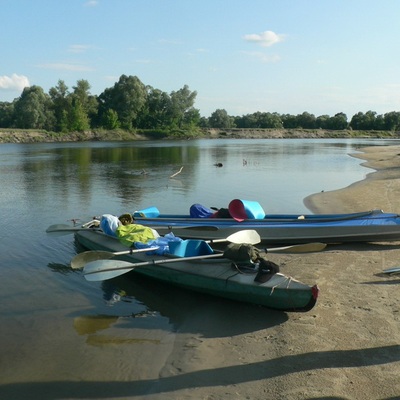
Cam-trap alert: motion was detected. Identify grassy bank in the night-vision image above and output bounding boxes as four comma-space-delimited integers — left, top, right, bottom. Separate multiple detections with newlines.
0, 127, 398, 144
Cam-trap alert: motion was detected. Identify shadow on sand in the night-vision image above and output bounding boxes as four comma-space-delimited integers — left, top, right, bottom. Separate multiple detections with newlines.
1, 345, 399, 399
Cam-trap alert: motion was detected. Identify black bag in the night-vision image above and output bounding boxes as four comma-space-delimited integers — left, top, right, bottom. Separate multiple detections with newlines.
211, 207, 232, 218
223, 243, 260, 262
254, 256, 280, 283
223, 243, 280, 283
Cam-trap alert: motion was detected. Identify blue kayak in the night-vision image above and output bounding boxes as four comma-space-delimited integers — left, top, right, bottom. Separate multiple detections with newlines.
132, 204, 400, 244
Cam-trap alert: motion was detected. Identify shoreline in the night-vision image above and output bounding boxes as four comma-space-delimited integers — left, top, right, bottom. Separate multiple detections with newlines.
305, 145, 400, 213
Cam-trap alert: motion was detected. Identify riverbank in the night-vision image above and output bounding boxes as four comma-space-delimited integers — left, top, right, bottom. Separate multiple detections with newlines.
305, 145, 400, 213
0, 128, 398, 143
149, 145, 400, 399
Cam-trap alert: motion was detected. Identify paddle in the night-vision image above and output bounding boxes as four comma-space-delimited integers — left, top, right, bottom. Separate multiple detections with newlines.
207, 229, 260, 245
83, 241, 327, 282
70, 247, 160, 270
266, 242, 327, 253
84, 253, 225, 281
46, 223, 219, 235
381, 267, 400, 276
71, 229, 261, 270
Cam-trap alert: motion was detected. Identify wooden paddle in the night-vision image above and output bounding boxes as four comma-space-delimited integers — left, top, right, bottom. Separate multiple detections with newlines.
266, 242, 327, 253
70, 247, 160, 270
71, 229, 261, 270
84, 253, 225, 281
381, 267, 400, 276
46, 224, 101, 235
83, 241, 327, 282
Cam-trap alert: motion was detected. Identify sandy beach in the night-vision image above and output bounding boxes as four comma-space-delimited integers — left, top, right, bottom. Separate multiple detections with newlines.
142, 145, 400, 400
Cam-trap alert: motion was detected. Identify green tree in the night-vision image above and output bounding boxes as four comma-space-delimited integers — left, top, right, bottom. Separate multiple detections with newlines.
140, 87, 171, 128
234, 113, 258, 128
384, 111, 400, 131
98, 75, 147, 130
68, 98, 90, 131
209, 109, 235, 128
296, 112, 316, 129
316, 114, 330, 129
168, 85, 197, 128
102, 109, 120, 129
327, 113, 348, 130
350, 111, 376, 130
198, 116, 209, 128
257, 112, 283, 128
14, 86, 53, 129
49, 80, 70, 132
182, 107, 201, 127
72, 79, 98, 126
0, 101, 15, 128
374, 114, 385, 130
281, 114, 298, 129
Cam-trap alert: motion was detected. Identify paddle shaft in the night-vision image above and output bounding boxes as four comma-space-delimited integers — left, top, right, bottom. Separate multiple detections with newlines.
72, 229, 260, 269
83, 241, 326, 281
46, 224, 218, 234
84, 253, 224, 279
98, 247, 159, 257
266, 242, 327, 253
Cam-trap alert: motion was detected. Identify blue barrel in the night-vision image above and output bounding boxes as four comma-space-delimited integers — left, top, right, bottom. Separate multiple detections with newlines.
169, 240, 214, 257
228, 199, 265, 221
133, 206, 160, 218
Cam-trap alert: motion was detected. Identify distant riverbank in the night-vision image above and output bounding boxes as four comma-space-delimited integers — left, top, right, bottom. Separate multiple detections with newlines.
0, 128, 398, 144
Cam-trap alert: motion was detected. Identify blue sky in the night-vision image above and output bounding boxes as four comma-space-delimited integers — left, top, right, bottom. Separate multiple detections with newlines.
1, 0, 400, 118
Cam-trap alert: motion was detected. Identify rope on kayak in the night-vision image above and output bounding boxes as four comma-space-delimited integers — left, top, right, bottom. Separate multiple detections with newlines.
270, 276, 293, 295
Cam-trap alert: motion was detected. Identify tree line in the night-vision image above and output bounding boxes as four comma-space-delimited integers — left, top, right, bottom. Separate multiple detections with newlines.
0, 74, 399, 133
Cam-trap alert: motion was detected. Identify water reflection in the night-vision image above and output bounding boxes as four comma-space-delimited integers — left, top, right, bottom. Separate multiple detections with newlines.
74, 274, 289, 339
3, 138, 399, 218
17, 144, 201, 207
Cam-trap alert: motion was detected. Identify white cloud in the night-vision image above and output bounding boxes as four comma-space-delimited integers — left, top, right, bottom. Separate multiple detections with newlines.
243, 30, 285, 47
37, 63, 94, 71
0, 74, 30, 91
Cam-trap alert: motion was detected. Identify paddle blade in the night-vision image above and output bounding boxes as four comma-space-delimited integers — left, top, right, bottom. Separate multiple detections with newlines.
222, 229, 261, 245
46, 224, 79, 236
46, 224, 71, 232
46, 224, 99, 235
382, 267, 400, 275
71, 247, 159, 270
268, 242, 327, 253
84, 260, 136, 281
71, 251, 116, 270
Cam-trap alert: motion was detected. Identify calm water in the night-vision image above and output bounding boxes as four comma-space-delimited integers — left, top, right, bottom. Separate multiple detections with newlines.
0, 138, 398, 398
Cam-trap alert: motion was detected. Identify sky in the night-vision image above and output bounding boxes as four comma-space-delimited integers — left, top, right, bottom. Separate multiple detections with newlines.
1, 0, 400, 119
